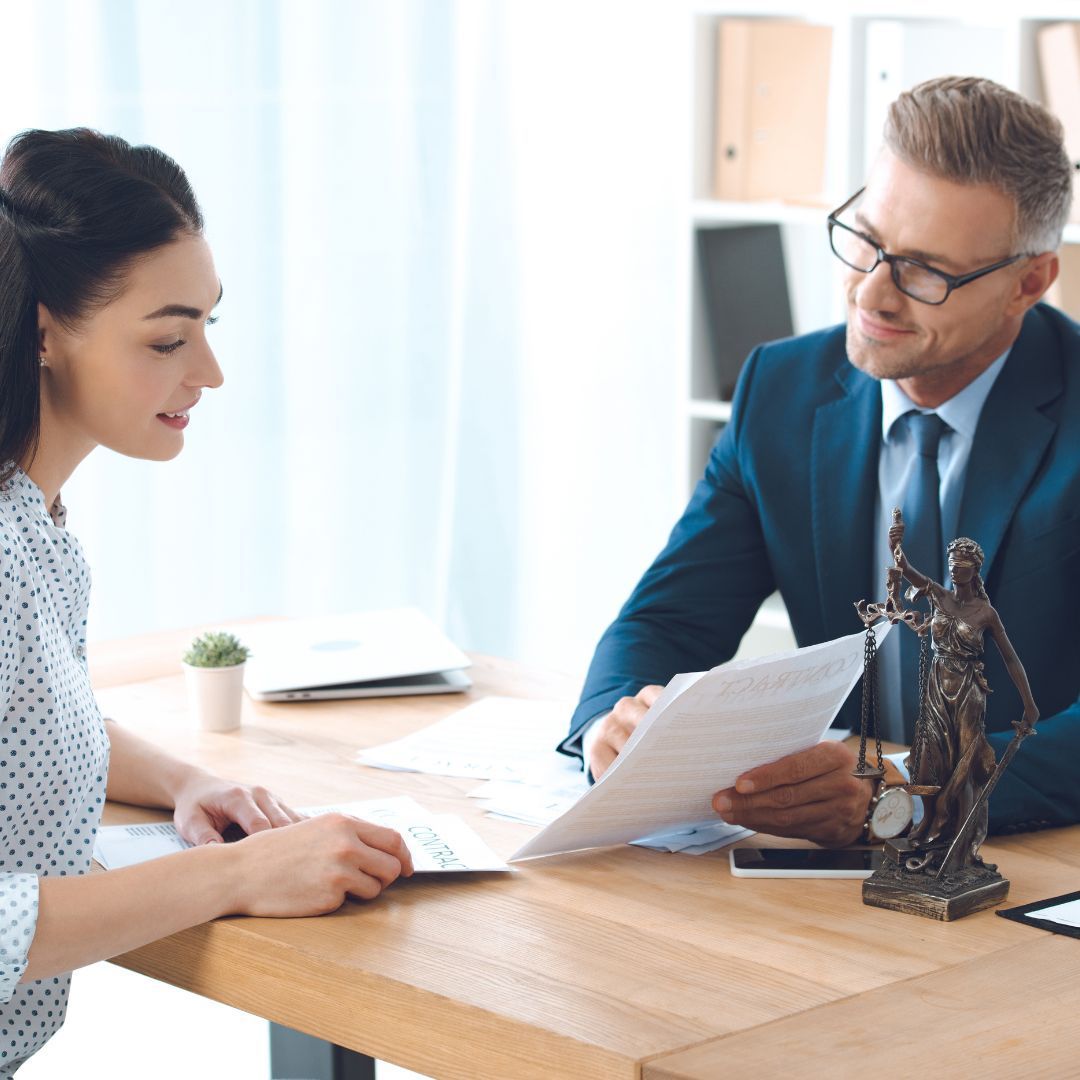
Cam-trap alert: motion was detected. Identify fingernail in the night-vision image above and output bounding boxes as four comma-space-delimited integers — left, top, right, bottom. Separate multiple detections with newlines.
736, 779, 755, 794
715, 795, 732, 812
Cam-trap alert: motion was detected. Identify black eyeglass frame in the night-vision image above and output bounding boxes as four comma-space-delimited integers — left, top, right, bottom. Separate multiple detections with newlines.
827, 188, 1032, 306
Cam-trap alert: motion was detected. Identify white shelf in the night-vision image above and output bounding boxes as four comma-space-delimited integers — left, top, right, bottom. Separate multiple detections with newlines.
692, 1, 1080, 20
684, 7, 1080, 501
683, 4, 1080, 653
692, 199, 832, 227
688, 398, 733, 422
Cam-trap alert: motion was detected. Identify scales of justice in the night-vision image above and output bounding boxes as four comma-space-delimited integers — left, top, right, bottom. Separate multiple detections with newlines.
852, 508, 1039, 920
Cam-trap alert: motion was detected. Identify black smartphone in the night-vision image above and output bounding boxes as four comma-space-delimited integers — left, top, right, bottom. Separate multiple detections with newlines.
729, 847, 885, 878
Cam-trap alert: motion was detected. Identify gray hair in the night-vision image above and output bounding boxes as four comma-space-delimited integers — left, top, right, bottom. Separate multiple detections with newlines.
884, 76, 1073, 253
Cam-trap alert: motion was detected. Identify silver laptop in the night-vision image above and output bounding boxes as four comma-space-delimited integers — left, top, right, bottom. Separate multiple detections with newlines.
240, 608, 471, 702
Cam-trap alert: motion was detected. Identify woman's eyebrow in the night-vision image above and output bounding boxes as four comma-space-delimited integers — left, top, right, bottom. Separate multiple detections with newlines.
142, 283, 224, 321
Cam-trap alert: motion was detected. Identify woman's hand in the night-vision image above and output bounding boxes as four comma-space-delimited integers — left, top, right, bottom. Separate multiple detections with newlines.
225, 814, 414, 916
172, 769, 302, 845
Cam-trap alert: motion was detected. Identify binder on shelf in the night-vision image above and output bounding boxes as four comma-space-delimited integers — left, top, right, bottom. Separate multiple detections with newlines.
697, 224, 793, 402
1037, 22, 1080, 224
712, 19, 832, 202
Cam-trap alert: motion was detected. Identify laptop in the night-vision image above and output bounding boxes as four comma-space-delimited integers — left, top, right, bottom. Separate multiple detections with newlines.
239, 608, 472, 702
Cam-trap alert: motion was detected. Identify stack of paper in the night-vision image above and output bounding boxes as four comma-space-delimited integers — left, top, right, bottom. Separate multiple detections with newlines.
467, 775, 587, 827
356, 697, 575, 783
359, 697, 749, 856
359, 696, 599, 830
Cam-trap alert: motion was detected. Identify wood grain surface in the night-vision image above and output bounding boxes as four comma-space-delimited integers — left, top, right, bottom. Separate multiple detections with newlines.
91, 627, 1080, 1079
644, 934, 1080, 1079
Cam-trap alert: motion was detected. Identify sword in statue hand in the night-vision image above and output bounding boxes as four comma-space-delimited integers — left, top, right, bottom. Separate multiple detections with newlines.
936, 719, 1036, 879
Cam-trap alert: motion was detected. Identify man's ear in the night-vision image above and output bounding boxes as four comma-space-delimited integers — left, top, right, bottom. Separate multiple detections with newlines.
1005, 252, 1058, 317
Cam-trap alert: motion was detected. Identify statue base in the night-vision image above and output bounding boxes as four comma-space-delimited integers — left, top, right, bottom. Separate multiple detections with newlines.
862, 859, 1009, 921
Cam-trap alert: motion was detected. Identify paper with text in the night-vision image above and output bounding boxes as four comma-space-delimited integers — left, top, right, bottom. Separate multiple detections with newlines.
93, 822, 192, 869
94, 795, 509, 873
511, 626, 888, 861
303, 796, 509, 872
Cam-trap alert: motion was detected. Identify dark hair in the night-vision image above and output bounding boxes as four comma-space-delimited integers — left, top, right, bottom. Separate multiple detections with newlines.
0, 128, 203, 486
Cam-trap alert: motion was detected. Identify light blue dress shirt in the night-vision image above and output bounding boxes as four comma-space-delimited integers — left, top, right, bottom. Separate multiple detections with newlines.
873, 350, 1010, 741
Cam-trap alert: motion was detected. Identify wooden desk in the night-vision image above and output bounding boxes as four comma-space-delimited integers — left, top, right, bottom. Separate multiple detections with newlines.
92, 629, 1080, 1080
644, 934, 1080, 1078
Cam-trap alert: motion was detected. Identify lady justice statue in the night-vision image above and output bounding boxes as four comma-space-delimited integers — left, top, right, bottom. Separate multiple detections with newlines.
855, 510, 1039, 920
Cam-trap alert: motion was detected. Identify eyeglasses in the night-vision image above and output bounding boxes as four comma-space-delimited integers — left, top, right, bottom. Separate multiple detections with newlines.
827, 188, 1030, 305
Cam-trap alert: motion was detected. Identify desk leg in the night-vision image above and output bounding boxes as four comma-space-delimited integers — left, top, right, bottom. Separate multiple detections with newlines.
269, 1022, 376, 1080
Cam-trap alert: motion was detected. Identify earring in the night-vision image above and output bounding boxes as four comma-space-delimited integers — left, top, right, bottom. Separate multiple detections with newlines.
38, 356, 46, 367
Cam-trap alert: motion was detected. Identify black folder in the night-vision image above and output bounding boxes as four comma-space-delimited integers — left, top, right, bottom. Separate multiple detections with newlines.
697, 224, 794, 401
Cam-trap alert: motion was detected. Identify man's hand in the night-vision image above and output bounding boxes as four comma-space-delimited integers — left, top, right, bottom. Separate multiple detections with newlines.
712, 741, 874, 847
172, 769, 303, 845
588, 685, 664, 780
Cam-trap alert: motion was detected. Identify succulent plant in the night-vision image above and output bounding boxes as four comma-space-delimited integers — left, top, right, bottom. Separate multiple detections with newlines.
182, 631, 251, 669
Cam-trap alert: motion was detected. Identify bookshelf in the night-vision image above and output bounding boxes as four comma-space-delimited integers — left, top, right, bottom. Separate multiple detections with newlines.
684, 2, 1080, 657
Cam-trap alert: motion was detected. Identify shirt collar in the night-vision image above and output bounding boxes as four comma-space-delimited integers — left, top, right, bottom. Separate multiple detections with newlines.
881, 348, 1011, 443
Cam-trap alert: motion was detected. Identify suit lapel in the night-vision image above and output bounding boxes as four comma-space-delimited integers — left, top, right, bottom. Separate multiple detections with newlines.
811, 362, 882, 636
957, 307, 1063, 580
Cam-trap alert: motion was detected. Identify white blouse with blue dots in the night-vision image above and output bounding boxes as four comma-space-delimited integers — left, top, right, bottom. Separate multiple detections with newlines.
0, 468, 110, 1076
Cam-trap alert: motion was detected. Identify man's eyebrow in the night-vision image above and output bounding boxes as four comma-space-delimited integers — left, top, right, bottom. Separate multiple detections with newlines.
851, 211, 957, 270
142, 283, 224, 321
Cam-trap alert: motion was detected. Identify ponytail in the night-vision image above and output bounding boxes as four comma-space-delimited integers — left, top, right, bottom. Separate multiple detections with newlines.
0, 190, 42, 486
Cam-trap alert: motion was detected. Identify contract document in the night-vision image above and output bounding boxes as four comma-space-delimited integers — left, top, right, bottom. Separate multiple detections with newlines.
511, 625, 888, 862
94, 796, 509, 873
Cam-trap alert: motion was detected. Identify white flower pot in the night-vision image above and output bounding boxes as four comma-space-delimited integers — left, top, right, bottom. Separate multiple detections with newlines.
182, 661, 246, 732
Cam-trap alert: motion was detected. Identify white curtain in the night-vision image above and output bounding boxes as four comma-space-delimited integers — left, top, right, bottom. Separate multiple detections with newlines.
0, 0, 686, 673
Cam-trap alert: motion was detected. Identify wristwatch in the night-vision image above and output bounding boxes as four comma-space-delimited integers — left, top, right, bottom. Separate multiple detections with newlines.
862, 782, 914, 842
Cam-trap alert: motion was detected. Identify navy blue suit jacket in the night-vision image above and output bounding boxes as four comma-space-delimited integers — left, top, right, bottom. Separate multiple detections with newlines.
564, 303, 1080, 833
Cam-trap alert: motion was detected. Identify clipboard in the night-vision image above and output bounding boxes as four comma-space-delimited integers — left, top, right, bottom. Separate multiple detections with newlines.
997, 889, 1080, 939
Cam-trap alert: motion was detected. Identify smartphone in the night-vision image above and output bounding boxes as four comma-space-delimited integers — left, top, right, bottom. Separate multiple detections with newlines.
729, 846, 885, 878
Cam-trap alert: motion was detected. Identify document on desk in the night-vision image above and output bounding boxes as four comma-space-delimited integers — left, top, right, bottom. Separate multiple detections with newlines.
357, 696, 579, 784
303, 796, 510, 872
94, 796, 509, 873
510, 625, 889, 861
1026, 897, 1080, 929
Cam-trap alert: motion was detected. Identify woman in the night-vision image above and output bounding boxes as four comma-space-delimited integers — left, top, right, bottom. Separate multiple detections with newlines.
0, 128, 412, 1074
890, 519, 1039, 869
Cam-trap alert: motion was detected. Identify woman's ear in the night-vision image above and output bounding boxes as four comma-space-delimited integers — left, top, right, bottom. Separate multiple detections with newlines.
38, 302, 59, 364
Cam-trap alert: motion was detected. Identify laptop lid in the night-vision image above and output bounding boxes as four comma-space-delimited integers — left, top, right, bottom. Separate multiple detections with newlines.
240, 608, 470, 697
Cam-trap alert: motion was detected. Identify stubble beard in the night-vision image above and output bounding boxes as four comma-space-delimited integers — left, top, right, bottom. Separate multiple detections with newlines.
844, 319, 927, 383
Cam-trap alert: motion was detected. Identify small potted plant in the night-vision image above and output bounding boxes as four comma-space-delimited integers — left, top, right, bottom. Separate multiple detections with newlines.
182, 631, 251, 732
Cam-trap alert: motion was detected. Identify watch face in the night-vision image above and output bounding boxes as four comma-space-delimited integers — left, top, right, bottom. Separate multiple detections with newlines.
870, 788, 914, 839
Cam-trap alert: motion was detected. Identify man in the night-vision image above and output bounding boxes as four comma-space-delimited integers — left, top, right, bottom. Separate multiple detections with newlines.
560, 77, 1080, 846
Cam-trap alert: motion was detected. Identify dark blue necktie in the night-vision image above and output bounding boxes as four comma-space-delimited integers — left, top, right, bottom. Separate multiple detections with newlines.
899, 411, 948, 740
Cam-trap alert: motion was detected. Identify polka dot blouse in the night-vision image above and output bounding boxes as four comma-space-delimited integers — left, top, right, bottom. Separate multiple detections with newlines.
0, 468, 109, 1075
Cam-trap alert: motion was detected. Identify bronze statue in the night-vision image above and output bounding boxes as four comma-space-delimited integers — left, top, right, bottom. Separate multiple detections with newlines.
855, 510, 1039, 920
